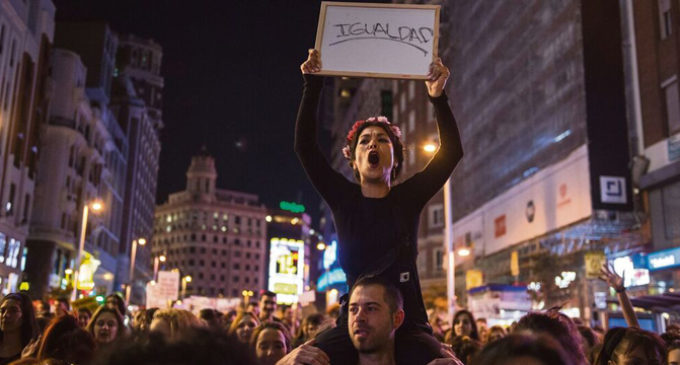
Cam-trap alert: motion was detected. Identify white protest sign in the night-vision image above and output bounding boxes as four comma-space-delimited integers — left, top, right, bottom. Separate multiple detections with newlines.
145, 270, 180, 309
315, 2, 440, 79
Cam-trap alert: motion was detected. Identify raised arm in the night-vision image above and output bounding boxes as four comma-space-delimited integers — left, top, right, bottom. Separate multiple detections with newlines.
599, 264, 640, 328
294, 49, 350, 205
402, 58, 463, 204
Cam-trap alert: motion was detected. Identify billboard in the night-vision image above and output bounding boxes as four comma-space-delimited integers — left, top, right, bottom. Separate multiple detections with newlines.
268, 237, 305, 304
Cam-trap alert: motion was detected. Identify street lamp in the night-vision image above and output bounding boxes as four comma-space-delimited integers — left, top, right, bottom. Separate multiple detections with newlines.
71, 199, 104, 301
424, 142, 456, 317
153, 254, 167, 281
181, 275, 192, 298
242, 289, 254, 309
125, 237, 146, 304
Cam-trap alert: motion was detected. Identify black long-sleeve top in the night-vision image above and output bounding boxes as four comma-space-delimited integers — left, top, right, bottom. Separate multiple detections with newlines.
295, 75, 463, 329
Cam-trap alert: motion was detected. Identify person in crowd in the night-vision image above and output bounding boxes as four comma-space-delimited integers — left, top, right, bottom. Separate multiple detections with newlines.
515, 312, 587, 365
471, 333, 573, 365
0, 293, 39, 365
428, 309, 449, 342
228, 312, 260, 345
277, 305, 298, 335
199, 309, 223, 333
599, 264, 639, 328
475, 318, 487, 342
292, 313, 326, 348
223, 309, 237, 331
250, 322, 291, 365
483, 325, 506, 345
77, 308, 92, 329
33, 301, 52, 334
50, 299, 69, 318
150, 308, 205, 342
449, 336, 481, 365
130, 308, 159, 337
248, 301, 260, 319
104, 295, 126, 320
450, 310, 479, 341
297, 48, 463, 365
595, 327, 665, 365
577, 325, 601, 364
35, 314, 95, 365
258, 291, 278, 323
86, 306, 126, 353
668, 340, 680, 365
96, 327, 255, 365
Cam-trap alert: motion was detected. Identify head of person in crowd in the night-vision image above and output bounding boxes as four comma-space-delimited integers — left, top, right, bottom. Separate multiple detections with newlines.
450, 335, 482, 365
596, 327, 666, 365
223, 309, 237, 329
471, 333, 573, 365
50, 298, 70, 318
36, 314, 95, 364
452, 309, 479, 340
485, 325, 506, 344
347, 276, 404, 360
99, 327, 256, 365
515, 312, 587, 365
131, 308, 158, 334
247, 301, 260, 319
104, 294, 126, 317
150, 308, 205, 342
0, 293, 39, 350
577, 325, 601, 364
250, 321, 291, 365
668, 340, 680, 365
34, 300, 51, 318
293, 312, 326, 347
228, 311, 260, 344
326, 302, 340, 321
258, 291, 277, 322
76, 307, 92, 329
476, 318, 488, 338
343, 116, 405, 184
199, 308, 223, 332
86, 306, 125, 347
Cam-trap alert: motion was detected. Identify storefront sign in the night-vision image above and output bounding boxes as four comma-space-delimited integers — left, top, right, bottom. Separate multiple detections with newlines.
317, 268, 347, 291
585, 251, 606, 279
268, 238, 305, 304
647, 247, 680, 271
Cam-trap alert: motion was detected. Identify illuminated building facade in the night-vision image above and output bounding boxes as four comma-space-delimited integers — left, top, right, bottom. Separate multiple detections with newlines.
110, 34, 164, 301
153, 152, 268, 298
0, 0, 55, 294
26, 22, 128, 297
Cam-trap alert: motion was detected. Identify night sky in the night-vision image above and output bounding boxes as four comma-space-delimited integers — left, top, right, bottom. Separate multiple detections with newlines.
51, 1, 376, 223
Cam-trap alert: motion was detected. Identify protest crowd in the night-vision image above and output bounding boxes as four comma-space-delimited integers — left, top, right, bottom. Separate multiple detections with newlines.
0, 265, 676, 365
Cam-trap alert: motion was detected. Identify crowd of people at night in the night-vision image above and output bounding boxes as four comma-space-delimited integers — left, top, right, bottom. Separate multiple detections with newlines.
0, 268, 675, 365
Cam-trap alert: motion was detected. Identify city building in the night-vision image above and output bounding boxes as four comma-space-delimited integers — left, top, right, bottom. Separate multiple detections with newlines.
622, 0, 680, 312
110, 34, 164, 302
0, 0, 55, 293
26, 21, 128, 297
443, 0, 636, 324
152, 151, 268, 299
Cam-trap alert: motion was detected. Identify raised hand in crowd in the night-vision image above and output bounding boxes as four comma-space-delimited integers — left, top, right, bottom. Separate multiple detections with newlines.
599, 263, 639, 328
275, 339, 330, 365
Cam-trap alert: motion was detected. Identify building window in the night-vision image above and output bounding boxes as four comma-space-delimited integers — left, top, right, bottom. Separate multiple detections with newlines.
435, 249, 444, 272
233, 276, 240, 283
200, 248, 206, 254
660, 0, 673, 39
234, 251, 241, 258
428, 204, 444, 228
188, 259, 195, 266
234, 263, 240, 270
664, 77, 680, 133
190, 247, 196, 254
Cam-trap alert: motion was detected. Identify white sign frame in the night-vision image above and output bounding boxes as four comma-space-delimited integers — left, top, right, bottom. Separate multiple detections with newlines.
314, 2, 440, 79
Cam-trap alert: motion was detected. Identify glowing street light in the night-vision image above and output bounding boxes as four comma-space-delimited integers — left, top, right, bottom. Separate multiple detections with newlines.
457, 248, 471, 257
72, 200, 104, 301
423, 143, 437, 153
316, 242, 326, 251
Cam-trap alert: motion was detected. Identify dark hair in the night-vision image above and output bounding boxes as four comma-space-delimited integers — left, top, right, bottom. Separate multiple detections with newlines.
78, 307, 92, 316
105, 293, 126, 316
450, 335, 482, 364
260, 290, 277, 299
37, 315, 95, 364
87, 306, 126, 342
471, 333, 573, 365
56, 297, 70, 311
452, 310, 480, 341
0, 293, 39, 348
349, 276, 403, 314
596, 327, 666, 365
516, 312, 587, 365
228, 312, 260, 337
345, 119, 404, 181
293, 313, 326, 345
98, 327, 255, 365
250, 322, 292, 354
662, 331, 680, 346
199, 308, 217, 321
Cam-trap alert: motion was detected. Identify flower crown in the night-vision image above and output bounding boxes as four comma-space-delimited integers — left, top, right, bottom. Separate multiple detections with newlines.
342, 116, 402, 160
